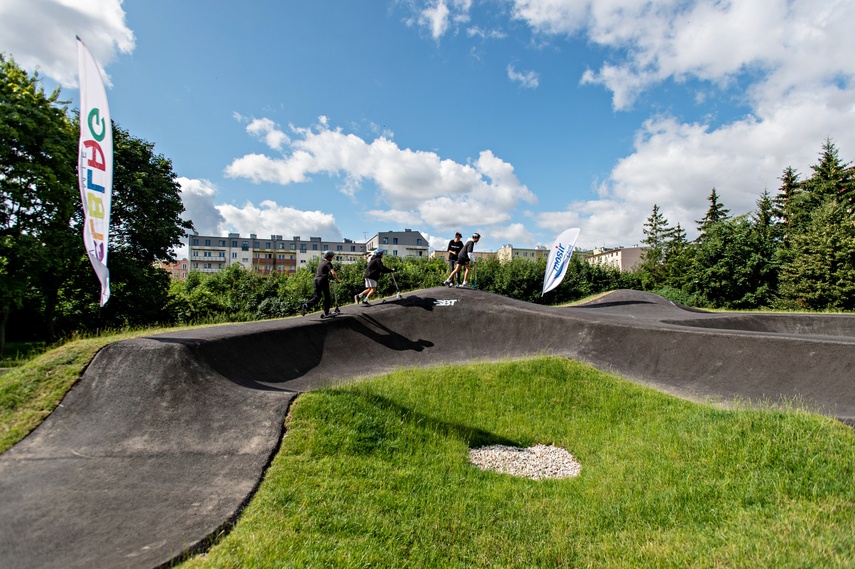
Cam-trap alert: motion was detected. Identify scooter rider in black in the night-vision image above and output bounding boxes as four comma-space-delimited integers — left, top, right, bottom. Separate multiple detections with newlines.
301, 250, 341, 318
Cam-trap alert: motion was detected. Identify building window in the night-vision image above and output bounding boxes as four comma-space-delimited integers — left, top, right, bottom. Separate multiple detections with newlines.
417, 239, 422, 245
254, 242, 260, 248
350, 246, 356, 252
231, 240, 238, 247
192, 239, 199, 246
232, 253, 237, 259
393, 237, 398, 244
205, 239, 211, 246
290, 244, 296, 250
241, 242, 249, 251
266, 242, 271, 248
382, 237, 388, 244
336, 245, 343, 251
218, 252, 225, 257
219, 240, 226, 246
312, 244, 318, 250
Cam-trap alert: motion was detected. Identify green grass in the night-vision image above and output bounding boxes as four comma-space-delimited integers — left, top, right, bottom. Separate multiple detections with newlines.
178, 357, 855, 569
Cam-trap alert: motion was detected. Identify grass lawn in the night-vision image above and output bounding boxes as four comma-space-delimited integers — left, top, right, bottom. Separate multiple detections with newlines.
178, 357, 855, 569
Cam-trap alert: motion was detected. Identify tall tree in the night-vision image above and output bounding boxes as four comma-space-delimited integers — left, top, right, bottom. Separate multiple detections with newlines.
639, 204, 672, 289
778, 200, 855, 310
0, 55, 78, 352
696, 187, 730, 239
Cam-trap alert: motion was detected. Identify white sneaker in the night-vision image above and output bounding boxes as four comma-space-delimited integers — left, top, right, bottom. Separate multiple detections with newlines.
354, 294, 362, 304
460, 281, 468, 287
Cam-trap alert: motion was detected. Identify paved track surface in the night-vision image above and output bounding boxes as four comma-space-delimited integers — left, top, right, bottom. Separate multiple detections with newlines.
1, 288, 854, 568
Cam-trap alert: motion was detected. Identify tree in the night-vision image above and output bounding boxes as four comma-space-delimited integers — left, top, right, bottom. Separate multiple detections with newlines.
687, 216, 776, 309
803, 138, 855, 203
0, 55, 78, 352
696, 187, 730, 239
57, 124, 195, 331
639, 204, 672, 289
778, 200, 855, 310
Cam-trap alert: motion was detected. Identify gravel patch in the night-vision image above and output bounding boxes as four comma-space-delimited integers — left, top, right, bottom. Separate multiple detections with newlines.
469, 444, 582, 480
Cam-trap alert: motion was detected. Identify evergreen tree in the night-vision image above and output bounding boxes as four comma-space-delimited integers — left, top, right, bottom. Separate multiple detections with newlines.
639, 204, 672, 289
696, 187, 730, 239
778, 200, 855, 310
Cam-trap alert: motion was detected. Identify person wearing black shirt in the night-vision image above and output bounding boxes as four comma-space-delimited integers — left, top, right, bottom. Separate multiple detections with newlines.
443, 232, 480, 287
446, 232, 464, 285
355, 248, 395, 305
301, 250, 340, 318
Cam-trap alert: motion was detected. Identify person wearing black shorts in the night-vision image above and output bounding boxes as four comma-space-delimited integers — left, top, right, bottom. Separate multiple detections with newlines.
446, 232, 464, 285
443, 232, 480, 287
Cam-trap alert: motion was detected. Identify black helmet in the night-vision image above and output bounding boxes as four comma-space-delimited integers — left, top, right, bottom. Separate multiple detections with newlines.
323, 250, 335, 259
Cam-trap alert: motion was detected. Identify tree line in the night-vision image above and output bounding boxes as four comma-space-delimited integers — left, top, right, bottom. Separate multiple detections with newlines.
637, 138, 855, 311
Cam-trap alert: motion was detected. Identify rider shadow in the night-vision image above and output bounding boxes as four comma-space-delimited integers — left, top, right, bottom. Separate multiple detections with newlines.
379, 294, 437, 311
347, 313, 434, 351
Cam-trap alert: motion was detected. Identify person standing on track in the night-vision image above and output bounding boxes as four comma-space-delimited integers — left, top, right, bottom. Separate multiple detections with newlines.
355, 248, 395, 305
444, 232, 480, 287
446, 232, 464, 286
301, 250, 340, 318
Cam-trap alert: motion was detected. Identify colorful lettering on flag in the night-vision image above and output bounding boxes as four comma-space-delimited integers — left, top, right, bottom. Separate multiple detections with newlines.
77, 37, 112, 306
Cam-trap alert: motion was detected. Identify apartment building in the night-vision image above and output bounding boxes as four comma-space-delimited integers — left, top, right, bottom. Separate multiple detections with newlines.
188, 233, 368, 274
159, 258, 189, 280
585, 246, 646, 272
188, 229, 430, 274
364, 229, 429, 258
496, 244, 550, 262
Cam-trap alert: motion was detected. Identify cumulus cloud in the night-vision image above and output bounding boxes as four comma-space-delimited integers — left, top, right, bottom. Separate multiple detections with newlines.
216, 201, 342, 241
246, 118, 290, 150
225, 118, 537, 233
0, 0, 134, 87
177, 177, 227, 235
177, 177, 343, 248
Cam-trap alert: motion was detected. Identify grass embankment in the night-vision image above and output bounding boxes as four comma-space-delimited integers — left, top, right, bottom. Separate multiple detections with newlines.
180, 357, 855, 568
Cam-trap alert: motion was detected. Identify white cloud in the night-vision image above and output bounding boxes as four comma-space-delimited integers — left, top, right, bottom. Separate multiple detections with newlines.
413, 0, 473, 40
507, 64, 540, 88
177, 177, 343, 248
225, 118, 538, 233
0, 0, 134, 87
246, 118, 290, 150
512, 0, 855, 111
177, 177, 227, 235
216, 201, 342, 241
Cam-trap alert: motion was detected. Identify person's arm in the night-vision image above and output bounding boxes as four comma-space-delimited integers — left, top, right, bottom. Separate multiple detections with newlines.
331, 267, 341, 282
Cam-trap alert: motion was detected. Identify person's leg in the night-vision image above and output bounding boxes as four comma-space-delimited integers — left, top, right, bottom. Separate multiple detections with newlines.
364, 286, 376, 301
321, 280, 332, 314
303, 279, 323, 315
461, 264, 471, 285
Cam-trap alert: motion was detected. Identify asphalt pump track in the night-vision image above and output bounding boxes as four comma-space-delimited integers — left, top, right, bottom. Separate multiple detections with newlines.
1, 288, 854, 568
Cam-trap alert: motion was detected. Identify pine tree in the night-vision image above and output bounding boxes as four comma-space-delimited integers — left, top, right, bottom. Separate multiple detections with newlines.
639, 204, 672, 289
696, 187, 730, 239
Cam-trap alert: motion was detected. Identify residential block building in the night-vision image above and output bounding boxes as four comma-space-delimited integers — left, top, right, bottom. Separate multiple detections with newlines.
496, 244, 550, 262
188, 229, 429, 274
364, 229, 429, 258
585, 246, 647, 272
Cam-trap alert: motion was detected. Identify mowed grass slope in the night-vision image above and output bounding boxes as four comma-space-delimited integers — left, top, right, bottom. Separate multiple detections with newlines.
180, 357, 855, 569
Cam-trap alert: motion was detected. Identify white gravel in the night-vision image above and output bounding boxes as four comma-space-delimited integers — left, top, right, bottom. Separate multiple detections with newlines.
468, 444, 582, 480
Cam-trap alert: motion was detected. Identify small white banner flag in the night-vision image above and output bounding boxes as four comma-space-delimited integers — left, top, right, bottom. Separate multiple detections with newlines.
77, 37, 112, 306
542, 228, 580, 296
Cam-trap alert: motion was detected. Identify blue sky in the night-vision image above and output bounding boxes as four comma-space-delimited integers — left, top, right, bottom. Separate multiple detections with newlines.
3, 0, 855, 257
